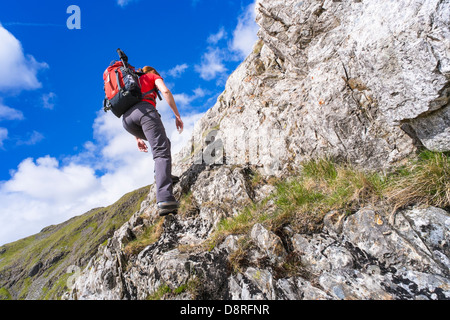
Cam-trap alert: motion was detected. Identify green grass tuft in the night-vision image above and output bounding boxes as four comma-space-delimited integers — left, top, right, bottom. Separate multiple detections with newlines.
208, 151, 450, 249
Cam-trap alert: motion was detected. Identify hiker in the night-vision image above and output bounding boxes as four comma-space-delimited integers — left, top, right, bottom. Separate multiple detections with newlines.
121, 66, 183, 216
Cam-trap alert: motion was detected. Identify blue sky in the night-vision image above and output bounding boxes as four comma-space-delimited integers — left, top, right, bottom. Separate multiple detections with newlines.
0, 0, 258, 245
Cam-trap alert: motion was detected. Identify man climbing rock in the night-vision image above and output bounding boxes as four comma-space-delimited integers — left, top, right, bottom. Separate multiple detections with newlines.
121, 66, 183, 216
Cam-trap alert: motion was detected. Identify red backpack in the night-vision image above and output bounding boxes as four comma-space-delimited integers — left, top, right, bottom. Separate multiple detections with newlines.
103, 49, 142, 118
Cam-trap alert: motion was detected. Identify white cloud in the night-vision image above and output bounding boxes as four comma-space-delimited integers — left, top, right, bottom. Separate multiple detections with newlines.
0, 156, 103, 244
0, 24, 48, 92
194, 1, 259, 81
167, 64, 189, 78
167, 111, 204, 157
0, 127, 7, 148
117, 0, 138, 7
16, 130, 44, 146
0, 112, 149, 245
230, 2, 259, 59
173, 93, 193, 106
192, 87, 207, 98
173, 87, 208, 107
0, 101, 24, 121
117, 0, 130, 6
195, 47, 227, 81
42, 92, 56, 110
155, 98, 205, 169
208, 27, 227, 44
3, 156, 99, 202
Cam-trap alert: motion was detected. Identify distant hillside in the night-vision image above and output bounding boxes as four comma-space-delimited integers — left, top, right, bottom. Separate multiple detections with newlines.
0, 185, 148, 300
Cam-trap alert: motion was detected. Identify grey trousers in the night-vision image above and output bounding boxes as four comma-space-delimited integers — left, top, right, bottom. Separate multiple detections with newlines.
122, 101, 175, 203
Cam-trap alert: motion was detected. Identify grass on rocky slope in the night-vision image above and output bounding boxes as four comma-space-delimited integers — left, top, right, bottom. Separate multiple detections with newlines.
123, 191, 200, 257
209, 150, 450, 249
123, 217, 165, 257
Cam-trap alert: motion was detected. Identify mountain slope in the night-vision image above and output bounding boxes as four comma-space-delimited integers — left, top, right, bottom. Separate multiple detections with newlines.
0, 186, 148, 300
68, 153, 450, 300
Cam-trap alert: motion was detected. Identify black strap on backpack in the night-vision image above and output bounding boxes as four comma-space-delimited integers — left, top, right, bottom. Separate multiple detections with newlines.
155, 88, 162, 101
142, 87, 162, 102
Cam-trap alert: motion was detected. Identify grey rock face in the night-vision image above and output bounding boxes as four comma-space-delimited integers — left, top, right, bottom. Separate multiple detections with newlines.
256, 0, 450, 151
67, 160, 450, 300
175, 0, 449, 175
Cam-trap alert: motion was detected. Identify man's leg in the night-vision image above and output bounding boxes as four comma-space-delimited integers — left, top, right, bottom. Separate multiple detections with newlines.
140, 109, 176, 203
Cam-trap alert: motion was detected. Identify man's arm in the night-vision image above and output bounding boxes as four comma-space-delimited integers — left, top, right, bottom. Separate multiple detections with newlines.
155, 78, 184, 133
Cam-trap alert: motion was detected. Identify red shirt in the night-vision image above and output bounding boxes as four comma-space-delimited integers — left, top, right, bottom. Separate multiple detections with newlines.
139, 73, 162, 107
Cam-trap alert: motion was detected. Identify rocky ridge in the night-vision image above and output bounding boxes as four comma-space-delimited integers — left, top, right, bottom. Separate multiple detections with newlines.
66, 0, 450, 300
67, 167, 450, 300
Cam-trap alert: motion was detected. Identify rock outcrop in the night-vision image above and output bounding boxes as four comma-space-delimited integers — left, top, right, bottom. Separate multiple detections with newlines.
175, 0, 449, 176
66, 0, 450, 300
67, 169, 450, 300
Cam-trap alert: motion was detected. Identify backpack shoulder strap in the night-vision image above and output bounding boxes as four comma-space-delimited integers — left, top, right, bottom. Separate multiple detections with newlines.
115, 69, 122, 89
142, 87, 163, 101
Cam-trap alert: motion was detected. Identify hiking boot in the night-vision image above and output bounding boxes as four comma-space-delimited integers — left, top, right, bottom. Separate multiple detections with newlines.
157, 201, 179, 216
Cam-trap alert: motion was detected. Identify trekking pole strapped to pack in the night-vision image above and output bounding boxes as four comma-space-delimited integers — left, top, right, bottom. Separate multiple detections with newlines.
117, 48, 130, 71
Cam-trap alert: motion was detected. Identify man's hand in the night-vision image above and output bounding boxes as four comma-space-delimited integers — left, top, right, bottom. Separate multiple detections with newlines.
176, 116, 184, 134
136, 138, 148, 152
